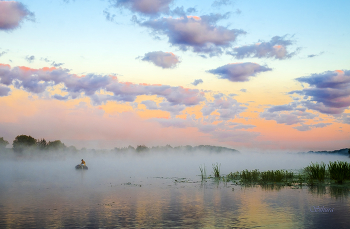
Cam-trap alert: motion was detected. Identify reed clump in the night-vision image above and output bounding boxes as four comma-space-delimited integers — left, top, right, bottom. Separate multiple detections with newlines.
199, 165, 206, 180
239, 169, 294, 183
241, 169, 260, 182
226, 172, 240, 181
328, 161, 350, 184
200, 161, 350, 188
261, 170, 284, 182
304, 162, 326, 182
212, 163, 221, 178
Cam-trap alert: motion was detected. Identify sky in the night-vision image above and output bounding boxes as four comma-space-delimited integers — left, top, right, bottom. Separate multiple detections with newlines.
0, 0, 349, 151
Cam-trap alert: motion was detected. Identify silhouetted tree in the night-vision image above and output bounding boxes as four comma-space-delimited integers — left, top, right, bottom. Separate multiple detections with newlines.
13, 135, 36, 152
0, 137, 9, 149
136, 145, 149, 152
47, 140, 66, 150
37, 138, 48, 150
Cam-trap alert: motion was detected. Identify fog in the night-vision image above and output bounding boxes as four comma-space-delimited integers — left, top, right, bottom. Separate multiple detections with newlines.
1, 149, 349, 182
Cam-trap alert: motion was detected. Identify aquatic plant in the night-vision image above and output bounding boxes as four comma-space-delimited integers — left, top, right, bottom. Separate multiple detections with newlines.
304, 162, 326, 182
328, 161, 350, 184
297, 174, 304, 185
199, 164, 206, 180
212, 163, 221, 178
240, 169, 260, 182
285, 171, 294, 179
226, 172, 240, 181
261, 170, 285, 182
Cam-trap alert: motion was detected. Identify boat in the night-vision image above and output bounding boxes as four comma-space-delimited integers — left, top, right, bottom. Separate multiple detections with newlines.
75, 164, 88, 170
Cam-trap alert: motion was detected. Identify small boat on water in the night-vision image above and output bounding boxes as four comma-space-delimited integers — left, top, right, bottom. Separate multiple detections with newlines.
75, 164, 88, 170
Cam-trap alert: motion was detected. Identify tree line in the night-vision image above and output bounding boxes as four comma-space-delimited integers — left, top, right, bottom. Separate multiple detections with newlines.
0, 135, 66, 152
0, 136, 239, 153
114, 144, 239, 153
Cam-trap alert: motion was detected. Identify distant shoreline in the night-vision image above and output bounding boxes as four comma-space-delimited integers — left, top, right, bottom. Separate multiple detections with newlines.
304, 148, 349, 156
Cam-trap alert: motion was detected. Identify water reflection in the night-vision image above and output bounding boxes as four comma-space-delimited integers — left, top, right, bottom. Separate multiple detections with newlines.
308, 185, 350, 199
308, 185, 327, 197
329, 186, 350, 199
260, 184, 284, 192
2, 178, 350, 228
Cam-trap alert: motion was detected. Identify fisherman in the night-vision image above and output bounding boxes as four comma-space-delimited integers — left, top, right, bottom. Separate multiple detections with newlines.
81, 159, 86, 166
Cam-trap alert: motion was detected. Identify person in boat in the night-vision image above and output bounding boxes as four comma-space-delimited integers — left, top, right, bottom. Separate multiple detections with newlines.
81, 159, 86, 166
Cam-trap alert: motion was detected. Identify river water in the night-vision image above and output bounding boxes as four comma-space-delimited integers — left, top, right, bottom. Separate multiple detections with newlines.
0, 150, 349, 228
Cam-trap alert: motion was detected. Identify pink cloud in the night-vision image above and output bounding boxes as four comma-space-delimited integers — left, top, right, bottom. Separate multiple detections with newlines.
0, 63, 205, 106
0, 99, 217, 149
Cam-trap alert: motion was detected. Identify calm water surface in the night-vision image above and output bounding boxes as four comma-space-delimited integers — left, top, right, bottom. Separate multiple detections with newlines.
0, 151, 349, 228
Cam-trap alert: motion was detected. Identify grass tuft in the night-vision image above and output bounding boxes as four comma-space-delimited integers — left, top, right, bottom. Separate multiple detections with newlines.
199, 164, 206, 180
212, 163, 221, 178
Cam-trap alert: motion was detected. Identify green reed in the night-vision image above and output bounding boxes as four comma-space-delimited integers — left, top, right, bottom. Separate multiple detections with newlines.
304, 162, 326, 182
328, 161, 350, 184
240, 169, 260, 182
199, 164, 206, 180
261, 170, 284, 182
226, 172, 240, 181
212, 163, 221, 178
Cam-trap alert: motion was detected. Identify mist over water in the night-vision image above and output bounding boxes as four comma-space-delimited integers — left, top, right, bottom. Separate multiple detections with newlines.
2, 149, 349, 180
1, 149, 350, 228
